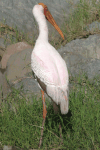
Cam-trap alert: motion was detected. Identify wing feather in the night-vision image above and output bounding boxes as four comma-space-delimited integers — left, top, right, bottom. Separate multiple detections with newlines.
31, 46, 69, 108
31, 52, 59, 86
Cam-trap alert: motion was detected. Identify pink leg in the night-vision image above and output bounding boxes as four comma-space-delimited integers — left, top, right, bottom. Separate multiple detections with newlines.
38, 90, 47, 148
41, 90, 47, 119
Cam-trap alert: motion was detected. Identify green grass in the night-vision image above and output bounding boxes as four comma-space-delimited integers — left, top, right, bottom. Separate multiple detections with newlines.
0, 75, 100, 149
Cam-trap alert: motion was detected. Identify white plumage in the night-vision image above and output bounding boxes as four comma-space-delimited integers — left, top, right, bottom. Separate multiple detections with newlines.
31, 4, 69, 114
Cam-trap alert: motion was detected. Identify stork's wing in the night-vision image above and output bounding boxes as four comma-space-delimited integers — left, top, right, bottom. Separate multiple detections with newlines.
31, 51, 69, 109
31, 52, 60, 86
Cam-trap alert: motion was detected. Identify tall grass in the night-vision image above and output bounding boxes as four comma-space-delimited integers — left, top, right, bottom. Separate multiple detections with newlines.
0, 75, 100, 149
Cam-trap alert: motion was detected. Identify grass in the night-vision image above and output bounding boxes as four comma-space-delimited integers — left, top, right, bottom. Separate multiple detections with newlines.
0, 0, 100, 149
0, 75, 100, 149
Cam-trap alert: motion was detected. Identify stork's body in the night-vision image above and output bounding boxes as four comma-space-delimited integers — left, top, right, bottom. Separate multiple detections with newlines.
31, 4, 69, 114
31, 3, 69, 147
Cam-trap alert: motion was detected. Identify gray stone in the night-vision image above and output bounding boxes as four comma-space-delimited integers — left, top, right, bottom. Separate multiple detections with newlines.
0, 37, 6, 48
58, 34, 100, 79
5, 47, 42, 98
0, 37, 6, 57
6, 48, 32, 81
13, 78, 40, 95
86, 21, 100, 32
1, 42, 32, 69
0, 0, 80, 38
85, 59, 100, 79
3, 145, 12, 150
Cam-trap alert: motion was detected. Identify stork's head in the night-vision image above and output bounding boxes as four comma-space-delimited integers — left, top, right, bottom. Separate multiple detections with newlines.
33, 3, 64, 40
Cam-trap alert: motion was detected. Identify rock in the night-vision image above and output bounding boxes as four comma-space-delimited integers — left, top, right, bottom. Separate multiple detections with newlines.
1, 42, 32, 69
86, 21, 100, 32
85, 59, 100, 79
13, 78, 41, 100
0, 0, 80, 38
0, 42, 33, 99
0, 36, 11, 48
58, 34, 100, 79
0, 38, 6, 57
3, 145, 12, 150
6, 47, 42, 99
6, 48, 32, 81
0, 37, 6, 48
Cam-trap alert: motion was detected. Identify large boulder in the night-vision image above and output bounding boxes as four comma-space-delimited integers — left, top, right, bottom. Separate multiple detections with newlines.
58, 34, 100, 79
0, 0, 79, 38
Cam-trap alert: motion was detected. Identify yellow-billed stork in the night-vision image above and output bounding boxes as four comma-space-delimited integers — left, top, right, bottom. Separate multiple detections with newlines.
31, 3, 69, 147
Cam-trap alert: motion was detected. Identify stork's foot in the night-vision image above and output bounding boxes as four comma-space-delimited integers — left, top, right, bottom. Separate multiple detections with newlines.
38, 90, 47, 148
38, 118, 46, 148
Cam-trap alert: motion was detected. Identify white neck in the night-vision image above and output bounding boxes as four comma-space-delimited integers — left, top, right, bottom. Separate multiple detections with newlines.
36, 12, 48, 42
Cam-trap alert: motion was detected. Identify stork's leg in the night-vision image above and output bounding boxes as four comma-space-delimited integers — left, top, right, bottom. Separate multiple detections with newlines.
41, 90, 47, 119
53, 101, 63, 143
39, 90, 47, 148
53, 101, 59, 114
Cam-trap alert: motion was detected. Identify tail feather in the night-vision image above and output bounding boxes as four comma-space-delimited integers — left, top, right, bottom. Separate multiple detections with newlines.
60, 90, 69, 114
47, 85, 69, 114
60, 95, 69, 114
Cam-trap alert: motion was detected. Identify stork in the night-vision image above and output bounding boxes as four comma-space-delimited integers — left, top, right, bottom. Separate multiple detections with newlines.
31, 3, 69, 147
